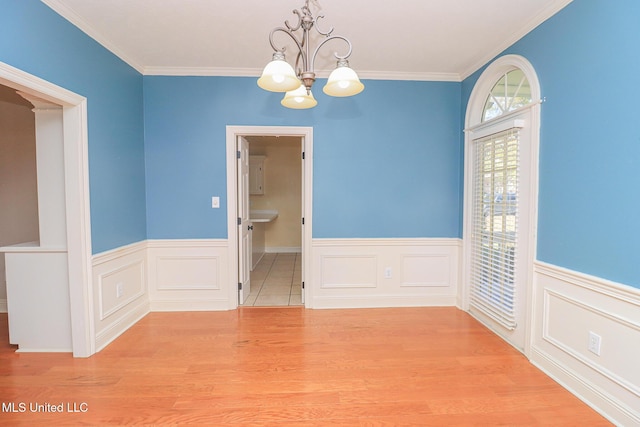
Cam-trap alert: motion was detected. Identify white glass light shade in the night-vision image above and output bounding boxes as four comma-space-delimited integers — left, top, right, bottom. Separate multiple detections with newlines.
257, 53, 300, 92
281, 85, 318, 109
323, 64, 364, 97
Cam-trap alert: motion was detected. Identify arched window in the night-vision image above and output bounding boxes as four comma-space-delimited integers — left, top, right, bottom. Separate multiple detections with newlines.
463, 55, 540, 354
482, 69, 533, 122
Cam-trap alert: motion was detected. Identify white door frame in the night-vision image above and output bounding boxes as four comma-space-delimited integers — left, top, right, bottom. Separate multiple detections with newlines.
462, 55, 541, 356
0, 61, 94, 357
226, 126, 313, 309
237, 135, 252, 304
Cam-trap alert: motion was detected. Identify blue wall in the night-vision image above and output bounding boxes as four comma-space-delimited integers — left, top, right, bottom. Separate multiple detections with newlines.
8, 0, 635, 291
0, 0, 146, 254
462, 0, 640, 288
143, 76, 462, 240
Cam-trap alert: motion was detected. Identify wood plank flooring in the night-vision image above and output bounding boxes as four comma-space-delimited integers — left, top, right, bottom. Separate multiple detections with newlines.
0, 308, 611, 426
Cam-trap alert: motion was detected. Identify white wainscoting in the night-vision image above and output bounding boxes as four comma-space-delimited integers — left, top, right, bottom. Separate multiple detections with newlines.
531, 261, 640, 426
309, 238, 461, 309
92, 241, 149, 352
147, 239, 232, 311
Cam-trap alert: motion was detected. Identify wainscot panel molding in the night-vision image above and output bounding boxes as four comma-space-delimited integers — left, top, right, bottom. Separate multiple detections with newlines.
92, 241, 149, 352
531, 261, 640, 426
147, 239, 231, 311
309, 238, 461, 309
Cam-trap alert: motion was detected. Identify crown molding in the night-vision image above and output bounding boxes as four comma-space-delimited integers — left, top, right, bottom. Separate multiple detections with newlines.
459, 0, 573, 80
42, 0, 571, 83
142, 66, 263, 77
41, 0, 146, 74
143, 66, 461, 82
356, 70, 461, 82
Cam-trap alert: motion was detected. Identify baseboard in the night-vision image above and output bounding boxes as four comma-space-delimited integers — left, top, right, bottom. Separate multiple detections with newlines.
531, 261, 640, 425
532, 347, 638, 426
312, 294, 458, 309
0, 298, 6, 313
150, 298, 232, 312
95, 299, 150, 352
265, 246, 301, 253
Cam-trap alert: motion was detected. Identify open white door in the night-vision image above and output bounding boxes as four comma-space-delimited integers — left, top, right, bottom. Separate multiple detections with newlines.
300, 139, 306, 305
237, 136, 251, 304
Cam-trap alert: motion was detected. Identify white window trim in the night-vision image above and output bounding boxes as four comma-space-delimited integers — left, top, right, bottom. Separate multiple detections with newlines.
461, 54, 542, 357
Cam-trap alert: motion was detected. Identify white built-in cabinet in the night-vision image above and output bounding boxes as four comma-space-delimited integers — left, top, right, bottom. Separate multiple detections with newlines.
0, 95, 72, 352
249, 155, 265, 195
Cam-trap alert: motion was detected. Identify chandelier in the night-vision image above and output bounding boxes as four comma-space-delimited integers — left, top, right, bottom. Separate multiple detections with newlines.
257, 0, 365, 109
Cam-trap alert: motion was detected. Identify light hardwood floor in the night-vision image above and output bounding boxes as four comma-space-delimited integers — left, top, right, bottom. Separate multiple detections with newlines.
0, 307, 610, 426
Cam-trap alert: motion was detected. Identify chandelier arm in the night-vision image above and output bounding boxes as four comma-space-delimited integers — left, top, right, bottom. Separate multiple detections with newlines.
313, 14, 334, 37
284, 8, 303, 32
269, 27, 308, 71
309, 35, 353, 70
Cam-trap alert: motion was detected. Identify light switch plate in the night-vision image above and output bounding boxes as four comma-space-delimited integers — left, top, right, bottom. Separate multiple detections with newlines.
212, 196, 220, 208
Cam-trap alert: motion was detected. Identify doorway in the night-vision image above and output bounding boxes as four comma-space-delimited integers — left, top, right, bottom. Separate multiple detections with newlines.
226, 126, 313, 309
243, 136, 303, 306
0, 62, 93, 357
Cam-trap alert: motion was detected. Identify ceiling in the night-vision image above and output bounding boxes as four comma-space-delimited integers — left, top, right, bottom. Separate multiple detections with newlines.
41, 0, 572, 81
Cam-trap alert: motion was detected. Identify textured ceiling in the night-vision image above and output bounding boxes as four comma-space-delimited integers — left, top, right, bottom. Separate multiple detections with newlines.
41, 0, 572, 81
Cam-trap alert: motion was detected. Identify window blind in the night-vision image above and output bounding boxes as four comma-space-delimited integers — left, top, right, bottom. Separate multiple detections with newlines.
470, 128, 520, 330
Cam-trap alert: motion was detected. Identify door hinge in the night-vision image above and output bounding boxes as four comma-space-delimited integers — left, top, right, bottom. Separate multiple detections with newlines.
302, 281, 305, 289
302, 151, 305, 160
301, 217, 305, 225
238, 282, 242, 290
236, 150, 241, 159
237, 217, 242, 225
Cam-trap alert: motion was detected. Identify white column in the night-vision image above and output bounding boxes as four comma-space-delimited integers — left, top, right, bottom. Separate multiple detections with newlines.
17, 92, 67, 248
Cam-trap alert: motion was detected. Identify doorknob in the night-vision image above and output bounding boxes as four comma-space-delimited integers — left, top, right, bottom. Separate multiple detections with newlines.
248, 225, 254, 231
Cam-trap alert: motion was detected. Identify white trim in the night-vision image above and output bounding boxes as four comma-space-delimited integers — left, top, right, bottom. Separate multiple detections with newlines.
462, 54, 541, 356
0, 61, 94, 357
94, 298, 149, 352
226, 126, 313, 309
146, 239, 232, 311
92, 240, 147, 265
92, 240, 148, 352
465, 55, 542, 128
313, 238, 462, 247
310, 237, 461, 309
531, 261, 640, 426
40, 0, 145, 74
144, 66, 461, 82
146, 239, 228, 249
97, 259, 146, 320
459, 0, 574, 80
265, 247, 302, 253
42, 0, 571, 82
311, 294, 457, 309
535, 261, 640, 304
15, 347, 72, 353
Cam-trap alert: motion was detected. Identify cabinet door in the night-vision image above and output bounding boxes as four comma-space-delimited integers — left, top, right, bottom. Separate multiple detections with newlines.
249, 156, 264, 195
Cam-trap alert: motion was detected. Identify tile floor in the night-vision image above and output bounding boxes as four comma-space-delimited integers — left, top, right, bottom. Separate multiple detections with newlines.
243, 253, 303, 306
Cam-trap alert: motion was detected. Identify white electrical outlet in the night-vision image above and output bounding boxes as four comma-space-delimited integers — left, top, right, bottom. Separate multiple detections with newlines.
384, 267, 392, 279
588, 331, 601, 356
116, 282, 124, 298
